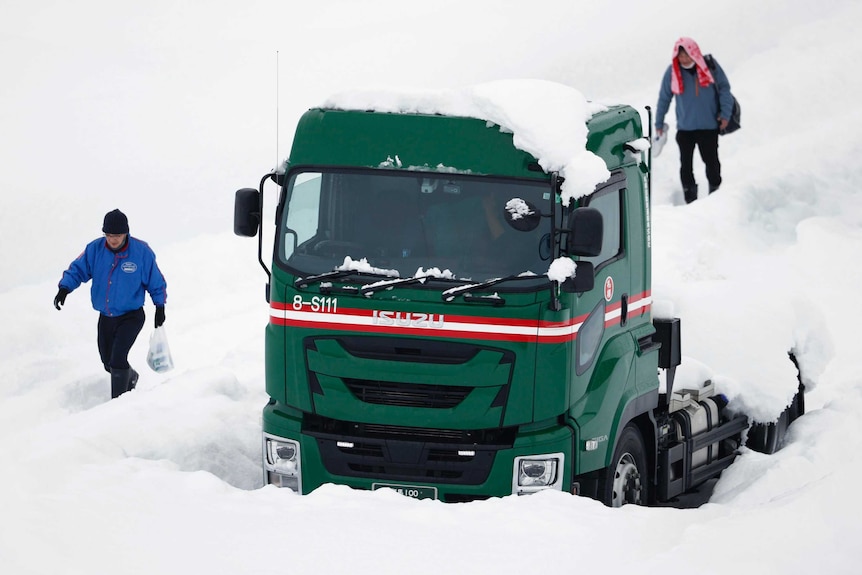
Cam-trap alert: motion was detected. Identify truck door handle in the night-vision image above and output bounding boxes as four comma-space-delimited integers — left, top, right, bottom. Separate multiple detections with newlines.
621, 294, 628, 326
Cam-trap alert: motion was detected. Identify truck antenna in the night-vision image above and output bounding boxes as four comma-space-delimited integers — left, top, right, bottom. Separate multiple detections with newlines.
275, 50, 280, 172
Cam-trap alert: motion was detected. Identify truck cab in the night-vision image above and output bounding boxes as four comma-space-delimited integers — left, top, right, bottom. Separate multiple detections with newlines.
235, 98, 802, 505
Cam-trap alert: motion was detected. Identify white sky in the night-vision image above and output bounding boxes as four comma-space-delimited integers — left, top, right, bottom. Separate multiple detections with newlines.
2, 1, 862, 573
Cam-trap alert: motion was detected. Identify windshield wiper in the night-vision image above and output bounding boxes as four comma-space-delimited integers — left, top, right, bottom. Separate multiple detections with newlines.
359, 276, 428, 297
295, 270, 356, 288
295, 269, 396, 289
441, 274, 546, 302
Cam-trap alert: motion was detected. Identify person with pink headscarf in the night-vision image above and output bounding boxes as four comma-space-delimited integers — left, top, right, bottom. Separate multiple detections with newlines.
655, 37, 734, 204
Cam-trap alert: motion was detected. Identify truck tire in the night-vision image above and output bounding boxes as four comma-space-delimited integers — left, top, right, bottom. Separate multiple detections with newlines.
599, 424, 648, 507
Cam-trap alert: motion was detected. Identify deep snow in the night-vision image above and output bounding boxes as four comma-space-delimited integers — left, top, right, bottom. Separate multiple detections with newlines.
2, 1, 862, 573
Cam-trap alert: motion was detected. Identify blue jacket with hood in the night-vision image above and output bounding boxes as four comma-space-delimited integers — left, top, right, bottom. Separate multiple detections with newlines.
59, 236, 167, 317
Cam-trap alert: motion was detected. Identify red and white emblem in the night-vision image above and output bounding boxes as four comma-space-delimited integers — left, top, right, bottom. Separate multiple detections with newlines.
604, 276, 614, 302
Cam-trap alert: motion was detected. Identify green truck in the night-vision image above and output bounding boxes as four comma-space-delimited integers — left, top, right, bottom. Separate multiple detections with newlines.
234, 91, 804, 506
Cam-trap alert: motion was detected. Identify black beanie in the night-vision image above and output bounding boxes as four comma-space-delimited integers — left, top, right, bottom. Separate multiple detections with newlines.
102, 209, 129, 234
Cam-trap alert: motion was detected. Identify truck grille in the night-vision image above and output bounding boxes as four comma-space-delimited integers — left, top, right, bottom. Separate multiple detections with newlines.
361, 423, 466, 441
344, 379, 471, 408
304, 414, 516, 485
316, 436, 495, 484
305, 335, 515, 419
303, 336, 516, 477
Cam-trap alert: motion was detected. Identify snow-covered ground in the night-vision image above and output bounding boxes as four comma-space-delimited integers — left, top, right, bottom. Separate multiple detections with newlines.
2, 1, 862, 573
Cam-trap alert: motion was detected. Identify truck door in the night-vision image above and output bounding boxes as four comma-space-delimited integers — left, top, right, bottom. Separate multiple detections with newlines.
576, 171, 629, 375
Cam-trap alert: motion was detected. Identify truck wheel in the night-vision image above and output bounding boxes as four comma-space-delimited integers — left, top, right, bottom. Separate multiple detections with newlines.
600, 425, 648, 507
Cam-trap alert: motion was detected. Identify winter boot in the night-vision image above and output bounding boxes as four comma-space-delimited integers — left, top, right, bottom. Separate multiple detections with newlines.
683, 185, 698, 204
110, 368, 132, 399
128, 369, 139, 391
708, 183, 720, 194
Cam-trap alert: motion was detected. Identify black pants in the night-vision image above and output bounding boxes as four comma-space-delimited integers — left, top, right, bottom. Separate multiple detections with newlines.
676, 129, 721, 195
97, 308, 145, 372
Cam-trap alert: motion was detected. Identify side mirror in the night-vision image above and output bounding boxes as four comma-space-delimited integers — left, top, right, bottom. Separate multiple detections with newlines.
560, 260, 595, 293
503, 198, 542, 232
234, 188, 260, 237
567, 207, 603, 257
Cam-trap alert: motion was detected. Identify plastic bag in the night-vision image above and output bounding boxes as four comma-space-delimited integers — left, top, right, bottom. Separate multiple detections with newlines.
147, 327, 175, 373
652, 123, 669, 157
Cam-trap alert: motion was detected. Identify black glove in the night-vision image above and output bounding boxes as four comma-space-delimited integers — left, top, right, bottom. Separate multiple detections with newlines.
155, 306, 166, 328
54, 288, 70, 310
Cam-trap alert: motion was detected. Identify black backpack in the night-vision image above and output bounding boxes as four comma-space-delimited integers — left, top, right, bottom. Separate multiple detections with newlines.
705, 54, 741, 135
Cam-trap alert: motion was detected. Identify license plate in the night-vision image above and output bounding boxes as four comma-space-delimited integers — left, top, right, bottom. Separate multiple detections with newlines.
372, 483, 438, 500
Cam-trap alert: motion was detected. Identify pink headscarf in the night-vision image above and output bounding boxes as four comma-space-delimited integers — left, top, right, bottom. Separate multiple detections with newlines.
670, 37, 715, 95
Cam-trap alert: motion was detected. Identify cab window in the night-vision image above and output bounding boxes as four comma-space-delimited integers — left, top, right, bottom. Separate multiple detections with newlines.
582, 182, 624, 270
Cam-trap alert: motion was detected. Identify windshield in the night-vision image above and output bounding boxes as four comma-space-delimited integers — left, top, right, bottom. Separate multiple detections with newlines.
278, 170, 553, 284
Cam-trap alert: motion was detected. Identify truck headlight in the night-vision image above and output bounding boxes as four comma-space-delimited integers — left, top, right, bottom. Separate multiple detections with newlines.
264, 436, 301, 492
513, 453, 564, 494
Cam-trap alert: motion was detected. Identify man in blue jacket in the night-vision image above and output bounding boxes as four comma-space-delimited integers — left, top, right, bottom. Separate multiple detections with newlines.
655, 37, 734, 204
54, 209, 168, 399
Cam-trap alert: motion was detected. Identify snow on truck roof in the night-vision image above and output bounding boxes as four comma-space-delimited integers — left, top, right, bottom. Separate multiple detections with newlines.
324, 79, 616, 205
